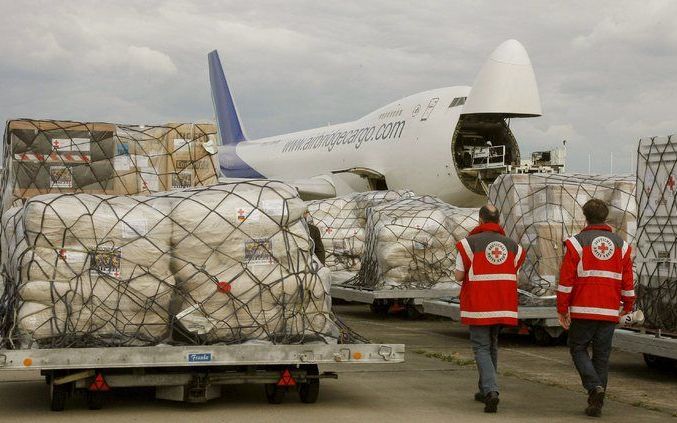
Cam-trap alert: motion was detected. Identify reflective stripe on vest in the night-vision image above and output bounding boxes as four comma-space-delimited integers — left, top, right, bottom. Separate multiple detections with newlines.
557, 285, 573, 293
460, 310, 519, 319
569, 306, 619, 317
621, 289, 635, 297
460, 238, 473, 260
467, 267, 518, 282
514, 244, 523, 267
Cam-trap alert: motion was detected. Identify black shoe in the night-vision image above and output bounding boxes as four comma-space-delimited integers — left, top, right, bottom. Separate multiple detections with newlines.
484, 391, 499, 413
585, 386, 605, 417
474, 392, 485, 402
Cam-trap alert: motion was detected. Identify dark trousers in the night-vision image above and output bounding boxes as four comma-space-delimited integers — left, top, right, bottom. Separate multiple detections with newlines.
469, 325, 501, 394
567, 319, 616, 392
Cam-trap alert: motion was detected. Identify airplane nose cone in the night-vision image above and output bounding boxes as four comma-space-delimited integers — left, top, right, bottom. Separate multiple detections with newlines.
462, 39, 542, 117
489, 39, 532, 66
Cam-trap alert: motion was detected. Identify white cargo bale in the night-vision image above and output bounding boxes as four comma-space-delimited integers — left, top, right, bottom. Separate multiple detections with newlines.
1, 181, 340, 347
357, 196, 478, 290
7, 193, 175, 347
166, 181, 337, 343
489, 173, 637, 300
306, 190, 414, 272
1, 206, 27, 290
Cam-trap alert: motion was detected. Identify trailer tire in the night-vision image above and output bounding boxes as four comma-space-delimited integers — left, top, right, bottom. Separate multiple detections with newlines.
86, 391, 104, 410
643, 353, 676, 371
298, 365, 320, 404
49, 381, 69, 412
406, 305, 423, 320
265, 384, 284, 404
370, 302, 389, 315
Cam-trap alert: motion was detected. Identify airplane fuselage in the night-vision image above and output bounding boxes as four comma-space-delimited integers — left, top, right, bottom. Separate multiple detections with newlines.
224, 86, 492, 206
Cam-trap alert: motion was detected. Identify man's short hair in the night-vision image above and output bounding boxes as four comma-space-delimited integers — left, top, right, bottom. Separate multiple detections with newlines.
479, 204, 500, 224
582, 199, 609, 224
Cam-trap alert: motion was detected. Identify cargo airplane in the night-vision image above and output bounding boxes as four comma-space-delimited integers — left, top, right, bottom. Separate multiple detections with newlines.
209, 39, 542, 206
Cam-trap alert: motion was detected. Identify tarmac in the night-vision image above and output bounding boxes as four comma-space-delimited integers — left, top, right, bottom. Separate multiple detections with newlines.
0, 303, 674, 422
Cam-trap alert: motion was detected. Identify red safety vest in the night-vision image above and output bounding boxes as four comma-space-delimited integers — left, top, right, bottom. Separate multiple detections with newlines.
456, 223, 525, 326
556, 224, 635, 323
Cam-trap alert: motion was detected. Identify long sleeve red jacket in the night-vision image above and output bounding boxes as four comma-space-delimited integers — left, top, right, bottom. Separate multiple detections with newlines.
557, 224, 635, 323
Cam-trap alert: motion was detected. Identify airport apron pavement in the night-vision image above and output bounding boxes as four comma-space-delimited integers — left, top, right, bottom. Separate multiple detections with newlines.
0, 304, 672, 422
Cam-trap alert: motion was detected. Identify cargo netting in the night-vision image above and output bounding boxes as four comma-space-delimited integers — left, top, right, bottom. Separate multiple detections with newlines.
0, 178, 347, 348
352, 196, 478, 291
306, 190, 414, 274
489, 173, 637, 305
1, 119, 220, 212
636, 135, 677, 332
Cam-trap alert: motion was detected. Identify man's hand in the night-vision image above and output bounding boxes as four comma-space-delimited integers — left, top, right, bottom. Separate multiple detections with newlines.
558, 312, 571, 330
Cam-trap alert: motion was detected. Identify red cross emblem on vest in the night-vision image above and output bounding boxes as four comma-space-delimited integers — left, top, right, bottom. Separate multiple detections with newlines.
591, 236, 615, 260
485, 241, 508, 265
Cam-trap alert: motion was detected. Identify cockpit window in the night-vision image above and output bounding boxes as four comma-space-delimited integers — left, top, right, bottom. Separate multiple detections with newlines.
449, 97, 467, 108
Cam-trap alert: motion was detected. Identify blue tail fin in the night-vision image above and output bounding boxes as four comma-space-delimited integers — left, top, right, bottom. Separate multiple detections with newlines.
208, 50, 246, 145
208, 50, 263, 178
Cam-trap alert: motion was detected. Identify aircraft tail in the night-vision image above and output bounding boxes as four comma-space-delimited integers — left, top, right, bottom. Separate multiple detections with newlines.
208, 50, 246, 145
208, 50, 264, 178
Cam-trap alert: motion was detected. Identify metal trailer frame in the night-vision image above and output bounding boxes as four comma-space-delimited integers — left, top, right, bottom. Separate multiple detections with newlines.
422, 299, 563, 345
0, 343, 404, 411
330, 284, 459, 318
612, 328, 677, 369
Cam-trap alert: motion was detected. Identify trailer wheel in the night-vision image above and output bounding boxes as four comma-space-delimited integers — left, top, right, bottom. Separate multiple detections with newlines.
405, 305, 423, 320
643, 353, 676, 371
86, 391, 104, 410
49, 381, 69, 412
370, 301, 389, 315
264, 384, 285, 404
298, 365, 320, 404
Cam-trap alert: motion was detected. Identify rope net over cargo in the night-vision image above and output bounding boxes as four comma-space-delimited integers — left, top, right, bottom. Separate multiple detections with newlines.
305, 190, 414, 273
0, 119, 348, 348
1, 119, 220, 211
636, 135, 677, 332
489, 173, 637, 304
354, 196, 478, 290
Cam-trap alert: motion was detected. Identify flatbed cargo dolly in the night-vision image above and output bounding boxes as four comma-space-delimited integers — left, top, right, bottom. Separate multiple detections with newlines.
330, 284, 459, 318
613, 328, 677, 370
0, 343, 404, 411
422, 297, 563, 345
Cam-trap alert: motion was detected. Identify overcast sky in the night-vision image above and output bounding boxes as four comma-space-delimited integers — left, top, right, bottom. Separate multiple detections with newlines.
1, 0, 676, 173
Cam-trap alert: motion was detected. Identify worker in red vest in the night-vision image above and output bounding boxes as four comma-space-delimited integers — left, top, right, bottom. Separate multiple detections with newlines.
557, 199, 635, 418
455, 204, 525, 413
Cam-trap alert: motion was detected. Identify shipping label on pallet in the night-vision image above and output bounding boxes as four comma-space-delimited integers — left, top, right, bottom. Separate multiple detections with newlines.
49, 166, 72, 188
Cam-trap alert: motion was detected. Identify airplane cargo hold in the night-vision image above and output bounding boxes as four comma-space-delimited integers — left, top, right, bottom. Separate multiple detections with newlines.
0, 181, 340, 348
305, 190, 414, 273
489, 173, 637, 303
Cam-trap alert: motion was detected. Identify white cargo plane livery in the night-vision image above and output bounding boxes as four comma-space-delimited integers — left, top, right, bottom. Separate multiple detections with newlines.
209, 39, 542, 206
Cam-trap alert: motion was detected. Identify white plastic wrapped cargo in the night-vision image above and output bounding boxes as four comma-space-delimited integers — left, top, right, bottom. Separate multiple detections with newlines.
0, 181, 339, 348
635, 135, 677, 331
306, 190, 414, 272
489, 173, 637, 301
356, 196, 478, 290
7, 193, 175, 347
166, 180, 337, 344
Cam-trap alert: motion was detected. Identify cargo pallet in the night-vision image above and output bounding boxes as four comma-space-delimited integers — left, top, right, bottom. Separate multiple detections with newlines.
0, 343, 404, 411
422, 298, 563, 345
613, 328, 677, 370
330, 284, 458, 318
